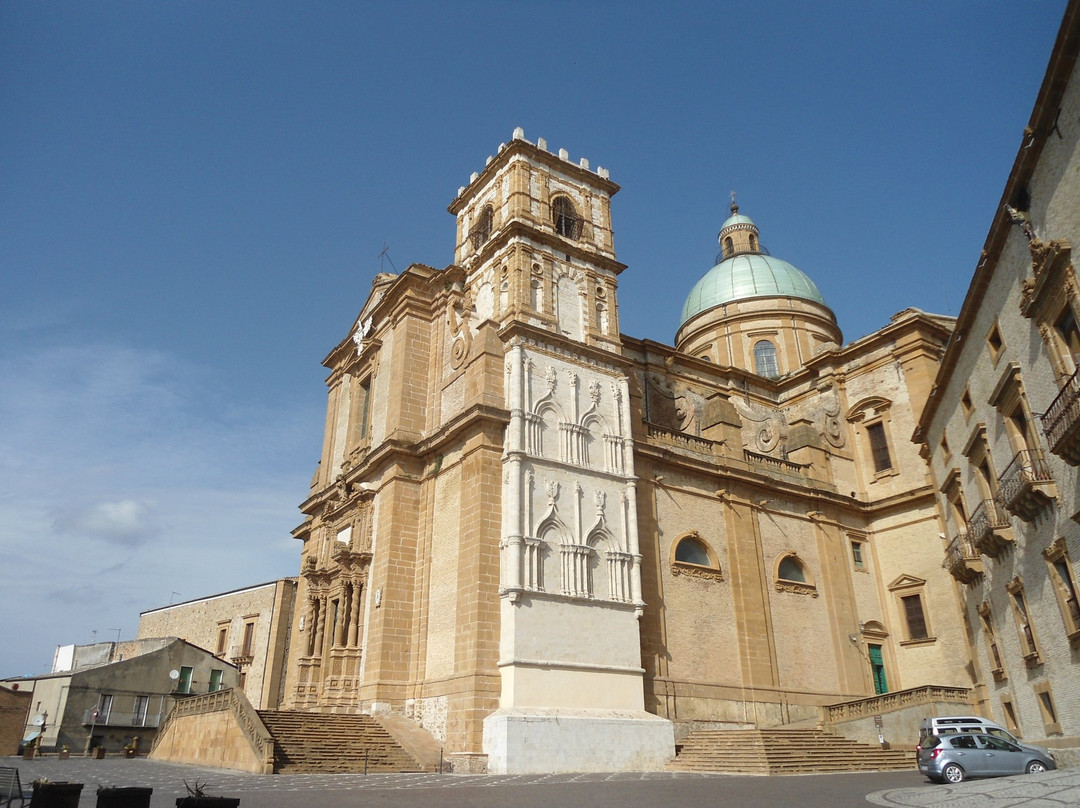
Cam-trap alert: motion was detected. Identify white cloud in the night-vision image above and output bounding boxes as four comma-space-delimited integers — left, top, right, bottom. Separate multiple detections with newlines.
53, 499, 157, 546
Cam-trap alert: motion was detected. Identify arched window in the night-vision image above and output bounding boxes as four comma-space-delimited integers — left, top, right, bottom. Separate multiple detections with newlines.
749, 233, 758, 251
552, 196, 582, 239
754, 339, 779, 379
470, 205, 493, 250
778, 555, 807, 583
671, 533, 723, 580
675, 536, 711, 566
724, 236, 734, 257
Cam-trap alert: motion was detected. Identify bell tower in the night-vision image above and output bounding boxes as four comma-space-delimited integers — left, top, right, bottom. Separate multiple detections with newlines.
447, 127, 625, 352
450, 130, 674, 774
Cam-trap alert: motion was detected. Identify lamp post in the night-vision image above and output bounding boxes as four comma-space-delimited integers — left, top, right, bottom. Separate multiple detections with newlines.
86, 707, 99, 755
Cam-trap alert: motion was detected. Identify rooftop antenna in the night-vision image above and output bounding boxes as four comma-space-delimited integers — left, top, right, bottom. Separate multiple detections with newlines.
377, 242, 397, 272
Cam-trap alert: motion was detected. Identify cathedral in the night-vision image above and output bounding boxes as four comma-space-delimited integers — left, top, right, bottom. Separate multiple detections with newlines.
279, 129, 972, 773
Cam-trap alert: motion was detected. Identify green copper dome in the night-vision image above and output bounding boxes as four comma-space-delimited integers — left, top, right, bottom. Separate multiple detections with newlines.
680, 254, 826, 325
680, 206, 828, 327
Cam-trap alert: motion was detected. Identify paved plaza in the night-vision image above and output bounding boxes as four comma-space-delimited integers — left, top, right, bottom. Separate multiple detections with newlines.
7, 756, 1080, 808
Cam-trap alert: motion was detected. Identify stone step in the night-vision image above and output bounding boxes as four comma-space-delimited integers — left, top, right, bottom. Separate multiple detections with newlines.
257, 710, 425, 774
667, 728, 914, 775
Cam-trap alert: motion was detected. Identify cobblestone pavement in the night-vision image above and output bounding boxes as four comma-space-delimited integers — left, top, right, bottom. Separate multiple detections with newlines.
866, 767, 1080, 808
9, 756, 1075, 807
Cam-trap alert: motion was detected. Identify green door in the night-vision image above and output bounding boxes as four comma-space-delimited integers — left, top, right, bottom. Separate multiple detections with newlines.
869, 644, 888, 694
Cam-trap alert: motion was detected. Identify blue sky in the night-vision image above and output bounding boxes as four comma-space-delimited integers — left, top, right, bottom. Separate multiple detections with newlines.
0, 1, 1067, 675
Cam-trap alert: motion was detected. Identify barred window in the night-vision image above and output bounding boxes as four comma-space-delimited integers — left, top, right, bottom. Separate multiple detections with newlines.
470, 205, 493, 250
552, 196, 582, 240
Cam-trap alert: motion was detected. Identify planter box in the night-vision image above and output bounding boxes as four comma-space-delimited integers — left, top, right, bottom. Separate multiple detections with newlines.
97, 787, 153, 808
32, 782, 84, 808
22, 747, 35, 760
175, 799, 240, 807
93, 747, 107, 759
58, 749, 70, 759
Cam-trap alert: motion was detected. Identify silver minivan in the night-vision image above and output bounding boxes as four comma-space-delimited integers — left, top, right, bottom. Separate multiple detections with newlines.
918, 715, 1021, 748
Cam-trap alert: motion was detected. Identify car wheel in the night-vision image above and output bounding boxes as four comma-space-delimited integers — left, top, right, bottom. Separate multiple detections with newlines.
1027, 761, 1047, 774
942, 763, 965, 783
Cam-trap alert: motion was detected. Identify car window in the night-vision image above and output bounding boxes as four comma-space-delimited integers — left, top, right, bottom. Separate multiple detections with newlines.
981, 736, 1019, 752
952, 735, 978, 749
986, 727, 1016, 742
923, 736, 943, 749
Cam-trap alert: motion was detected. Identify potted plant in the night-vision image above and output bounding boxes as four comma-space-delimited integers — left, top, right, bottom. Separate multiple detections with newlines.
175, 780, 240, 808
93, 746, 107, 759
31, 779, 84, 808
58, 745, 70, 760
22, 741, 36, 760
123, 738, 138, 758
97, 785, 154, 808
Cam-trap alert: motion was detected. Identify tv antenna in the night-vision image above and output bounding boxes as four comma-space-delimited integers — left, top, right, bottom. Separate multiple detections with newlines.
377, 243, 397, 272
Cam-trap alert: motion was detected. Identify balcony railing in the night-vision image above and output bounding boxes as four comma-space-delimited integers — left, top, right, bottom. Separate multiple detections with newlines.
968, 499, 1013, 558
943, 532, 983, 584
743, 449, 809, 476
1042, 367, 1080, 465
82, 709, 162, 728
996, 449, 1056, 521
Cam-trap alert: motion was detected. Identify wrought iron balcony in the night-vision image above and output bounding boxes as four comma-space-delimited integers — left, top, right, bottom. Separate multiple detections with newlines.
996, 449, 1057, 521
968, 499, 1014, 558
1042, 367, 1080, 465
943, 531, 983, 584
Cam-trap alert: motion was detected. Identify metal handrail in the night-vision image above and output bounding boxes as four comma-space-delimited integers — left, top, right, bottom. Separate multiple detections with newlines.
968, 498, 1010, 540
996, 449, 1053, 507
943, 532, 979, 568
1042, 366, 1080, 447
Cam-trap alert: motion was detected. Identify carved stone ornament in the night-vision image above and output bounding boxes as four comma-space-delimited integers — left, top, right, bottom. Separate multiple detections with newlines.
817, 384, 846, 448
774, 580, 819, 597
1020, 238, 1073, 317
647, 375, 705, 436
732, 397, 786, 453
448, 297, 473, 370
671, 562, 724, 582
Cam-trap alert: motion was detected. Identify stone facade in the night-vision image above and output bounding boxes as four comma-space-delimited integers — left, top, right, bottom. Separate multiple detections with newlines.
917, 1, 1080, 759
136, 579, 297, 710
278, 124, 984, 773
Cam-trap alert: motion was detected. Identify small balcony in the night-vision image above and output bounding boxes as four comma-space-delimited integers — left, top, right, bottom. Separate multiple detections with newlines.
996, 449, 1057, 521
943, 531, 983, 584
968, 499, 1014, 558
1042, 367, 1080, 465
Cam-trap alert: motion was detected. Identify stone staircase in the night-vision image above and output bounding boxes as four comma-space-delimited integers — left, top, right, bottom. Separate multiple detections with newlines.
667, 728, 915, 775
257, 710, 427, 773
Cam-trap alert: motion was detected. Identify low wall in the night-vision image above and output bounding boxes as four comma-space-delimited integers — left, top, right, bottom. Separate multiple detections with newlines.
150, 690, 273, 774
822, 685, 973, 749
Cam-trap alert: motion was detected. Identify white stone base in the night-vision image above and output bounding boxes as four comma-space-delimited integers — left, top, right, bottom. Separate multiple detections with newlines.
482, 708, 675, 774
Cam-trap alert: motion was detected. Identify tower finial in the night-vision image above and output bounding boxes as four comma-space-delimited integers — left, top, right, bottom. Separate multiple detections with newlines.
730, 190, 738, 215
